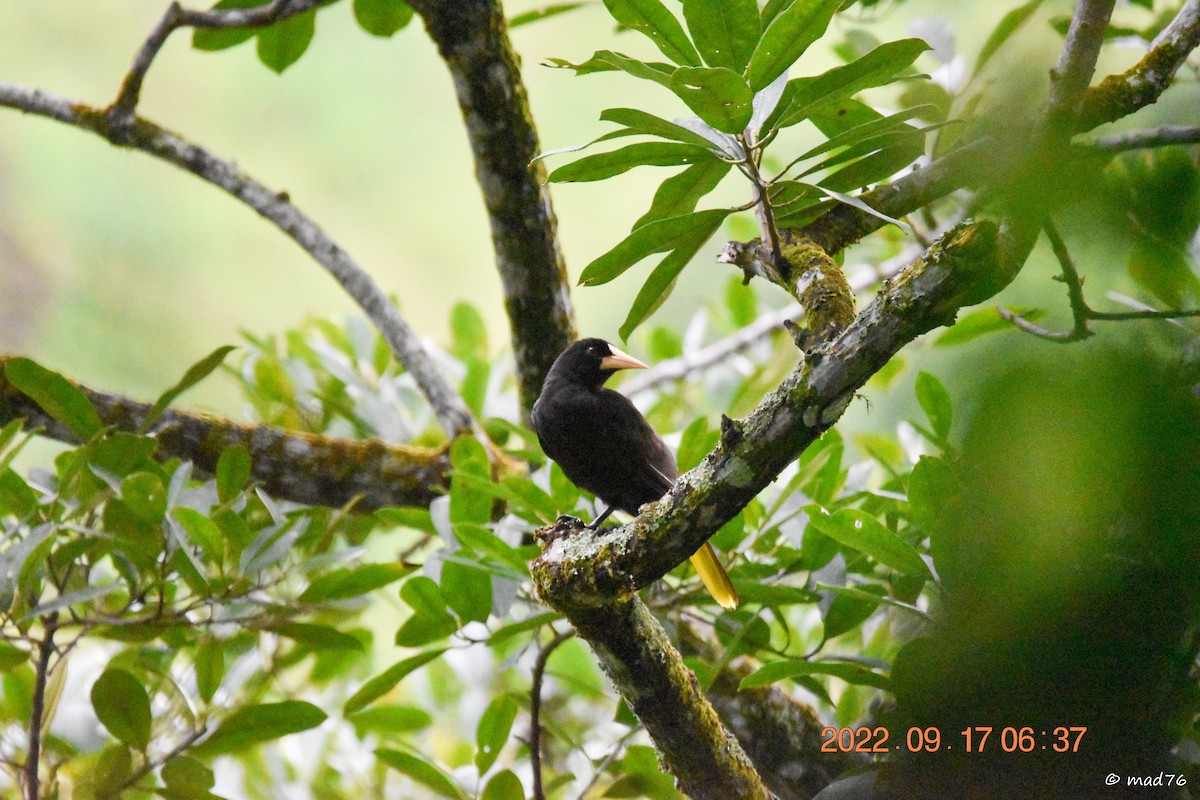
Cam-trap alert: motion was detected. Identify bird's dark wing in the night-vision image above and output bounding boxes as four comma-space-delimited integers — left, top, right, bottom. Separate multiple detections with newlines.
533, 381, 677, 516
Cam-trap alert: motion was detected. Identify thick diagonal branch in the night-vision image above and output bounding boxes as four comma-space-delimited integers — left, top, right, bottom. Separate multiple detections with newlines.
532, 221, 1033, 800
408, 0, 576, 418
569, 598, 769, 800
0, 82, 474, 439
533, 220, 1028, 609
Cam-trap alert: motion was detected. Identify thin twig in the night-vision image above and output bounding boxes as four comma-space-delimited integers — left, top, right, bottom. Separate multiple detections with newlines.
23, 613, 57, 800
122, 726, 207, 789
997, 307, 1083, 342
109, 0, 320, 131
0, 83, 475, 439
1043, 221, 1092, 339
1088, 125, 1200, 151
1001, 223, 1200, 341
574, 726, 640, 800
531, 627, 574, 800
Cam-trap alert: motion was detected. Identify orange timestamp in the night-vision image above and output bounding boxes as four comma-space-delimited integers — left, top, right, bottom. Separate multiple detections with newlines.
819, 725, 1088, 754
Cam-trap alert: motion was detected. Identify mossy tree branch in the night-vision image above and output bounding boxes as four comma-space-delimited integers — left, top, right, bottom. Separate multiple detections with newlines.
408, 0, 576, 419
567, 598, 770, 800
533, 220, 1025, 610
0, 357, 451, 511
532, 220, 1034, 798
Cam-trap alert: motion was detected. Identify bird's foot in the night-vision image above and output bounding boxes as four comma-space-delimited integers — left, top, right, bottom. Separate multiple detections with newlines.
534, 515, 588, 546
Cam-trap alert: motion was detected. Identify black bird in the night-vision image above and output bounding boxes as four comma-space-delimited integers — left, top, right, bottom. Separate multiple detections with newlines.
531, 338, 738, 609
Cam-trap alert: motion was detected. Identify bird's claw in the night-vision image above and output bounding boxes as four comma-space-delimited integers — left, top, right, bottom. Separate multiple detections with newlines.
534, 515, 587, 547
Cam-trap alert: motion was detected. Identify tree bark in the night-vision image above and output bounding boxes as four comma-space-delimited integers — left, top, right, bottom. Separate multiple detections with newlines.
409, 0, 576, 418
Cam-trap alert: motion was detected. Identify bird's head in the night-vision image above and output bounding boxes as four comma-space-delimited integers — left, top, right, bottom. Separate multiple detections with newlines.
551, 338, 648, 388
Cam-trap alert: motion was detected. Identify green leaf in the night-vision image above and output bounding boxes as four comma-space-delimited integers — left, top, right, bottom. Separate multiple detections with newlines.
215, 444, 251, 503
162, 756, 216, 793
194, 639, 224, 704
268, 622, 366, 651
142, 345, 236, 433
4, 358, 102, 440
682, 0, 760, 72
195, 700, 327, 755
510, 3, 586, 27
475, 695, 519, 773
120, 472, 167, 525
0, 468, 38, 518
395, 576, 459, 646
450, 472, 557, 524
299, 563, 412, 603
635, 158, 731, 229
669, 66, 755, 133
256, 8, 316, 73
482, 770, 525, 800
935, 306, 1039, 346
797, 105, 930, 163
191, 0, 266, 51
914, 371, 952, 442
579, 208, 732, 286
353, 0, 413, 37
973, 0, 1045, 80
746, 0, 843, 91
821, 583, 885, 639
600, 107, 722, 149
735, 582, 818, 606
344, 649, 449, 715
439, 560, 492, 624
618, 212, 727, 339
170, 508, 224, 561
776, 38, 930, 128
0, 643, 27, 671
817, 139, 925, 192
90, 669, 152, 751
602, 0, 702, 66
545, 50, 675, 88
449, 302, 488, 361
348, 704, 433, 737
548, 142, 711, 183
487, 612, 561, 646
805, 506, 931, 579
1128, 239, 1200, 309
449, 437, 491, 525
739, 658, 890, 691
377, 748, 469, 800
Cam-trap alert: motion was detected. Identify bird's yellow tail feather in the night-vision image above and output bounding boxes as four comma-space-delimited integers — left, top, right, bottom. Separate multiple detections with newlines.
689, 542, 738, 609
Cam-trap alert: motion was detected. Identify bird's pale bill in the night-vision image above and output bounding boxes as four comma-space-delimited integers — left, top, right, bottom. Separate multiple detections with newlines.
599, 344, 648, 372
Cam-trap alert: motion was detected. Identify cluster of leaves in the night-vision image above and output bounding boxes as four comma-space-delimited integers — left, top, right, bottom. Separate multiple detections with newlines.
0, 282, 1007, 798
1106, 147, 1200, 310
542, 0, 937, 338
193, 0, 415, 74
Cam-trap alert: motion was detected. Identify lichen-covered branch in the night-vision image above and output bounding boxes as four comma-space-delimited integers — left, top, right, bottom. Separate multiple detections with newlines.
0, 82, 474, 440
1078, 0, 1200, 131
0, 358, 450, 511
532, 219, 1032, 800
1088, 124, 1200, 151
407, 0, 576, 418
1045, 0, 1118, 135
532, 220, 1028, 609
567, 598, 769, 800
